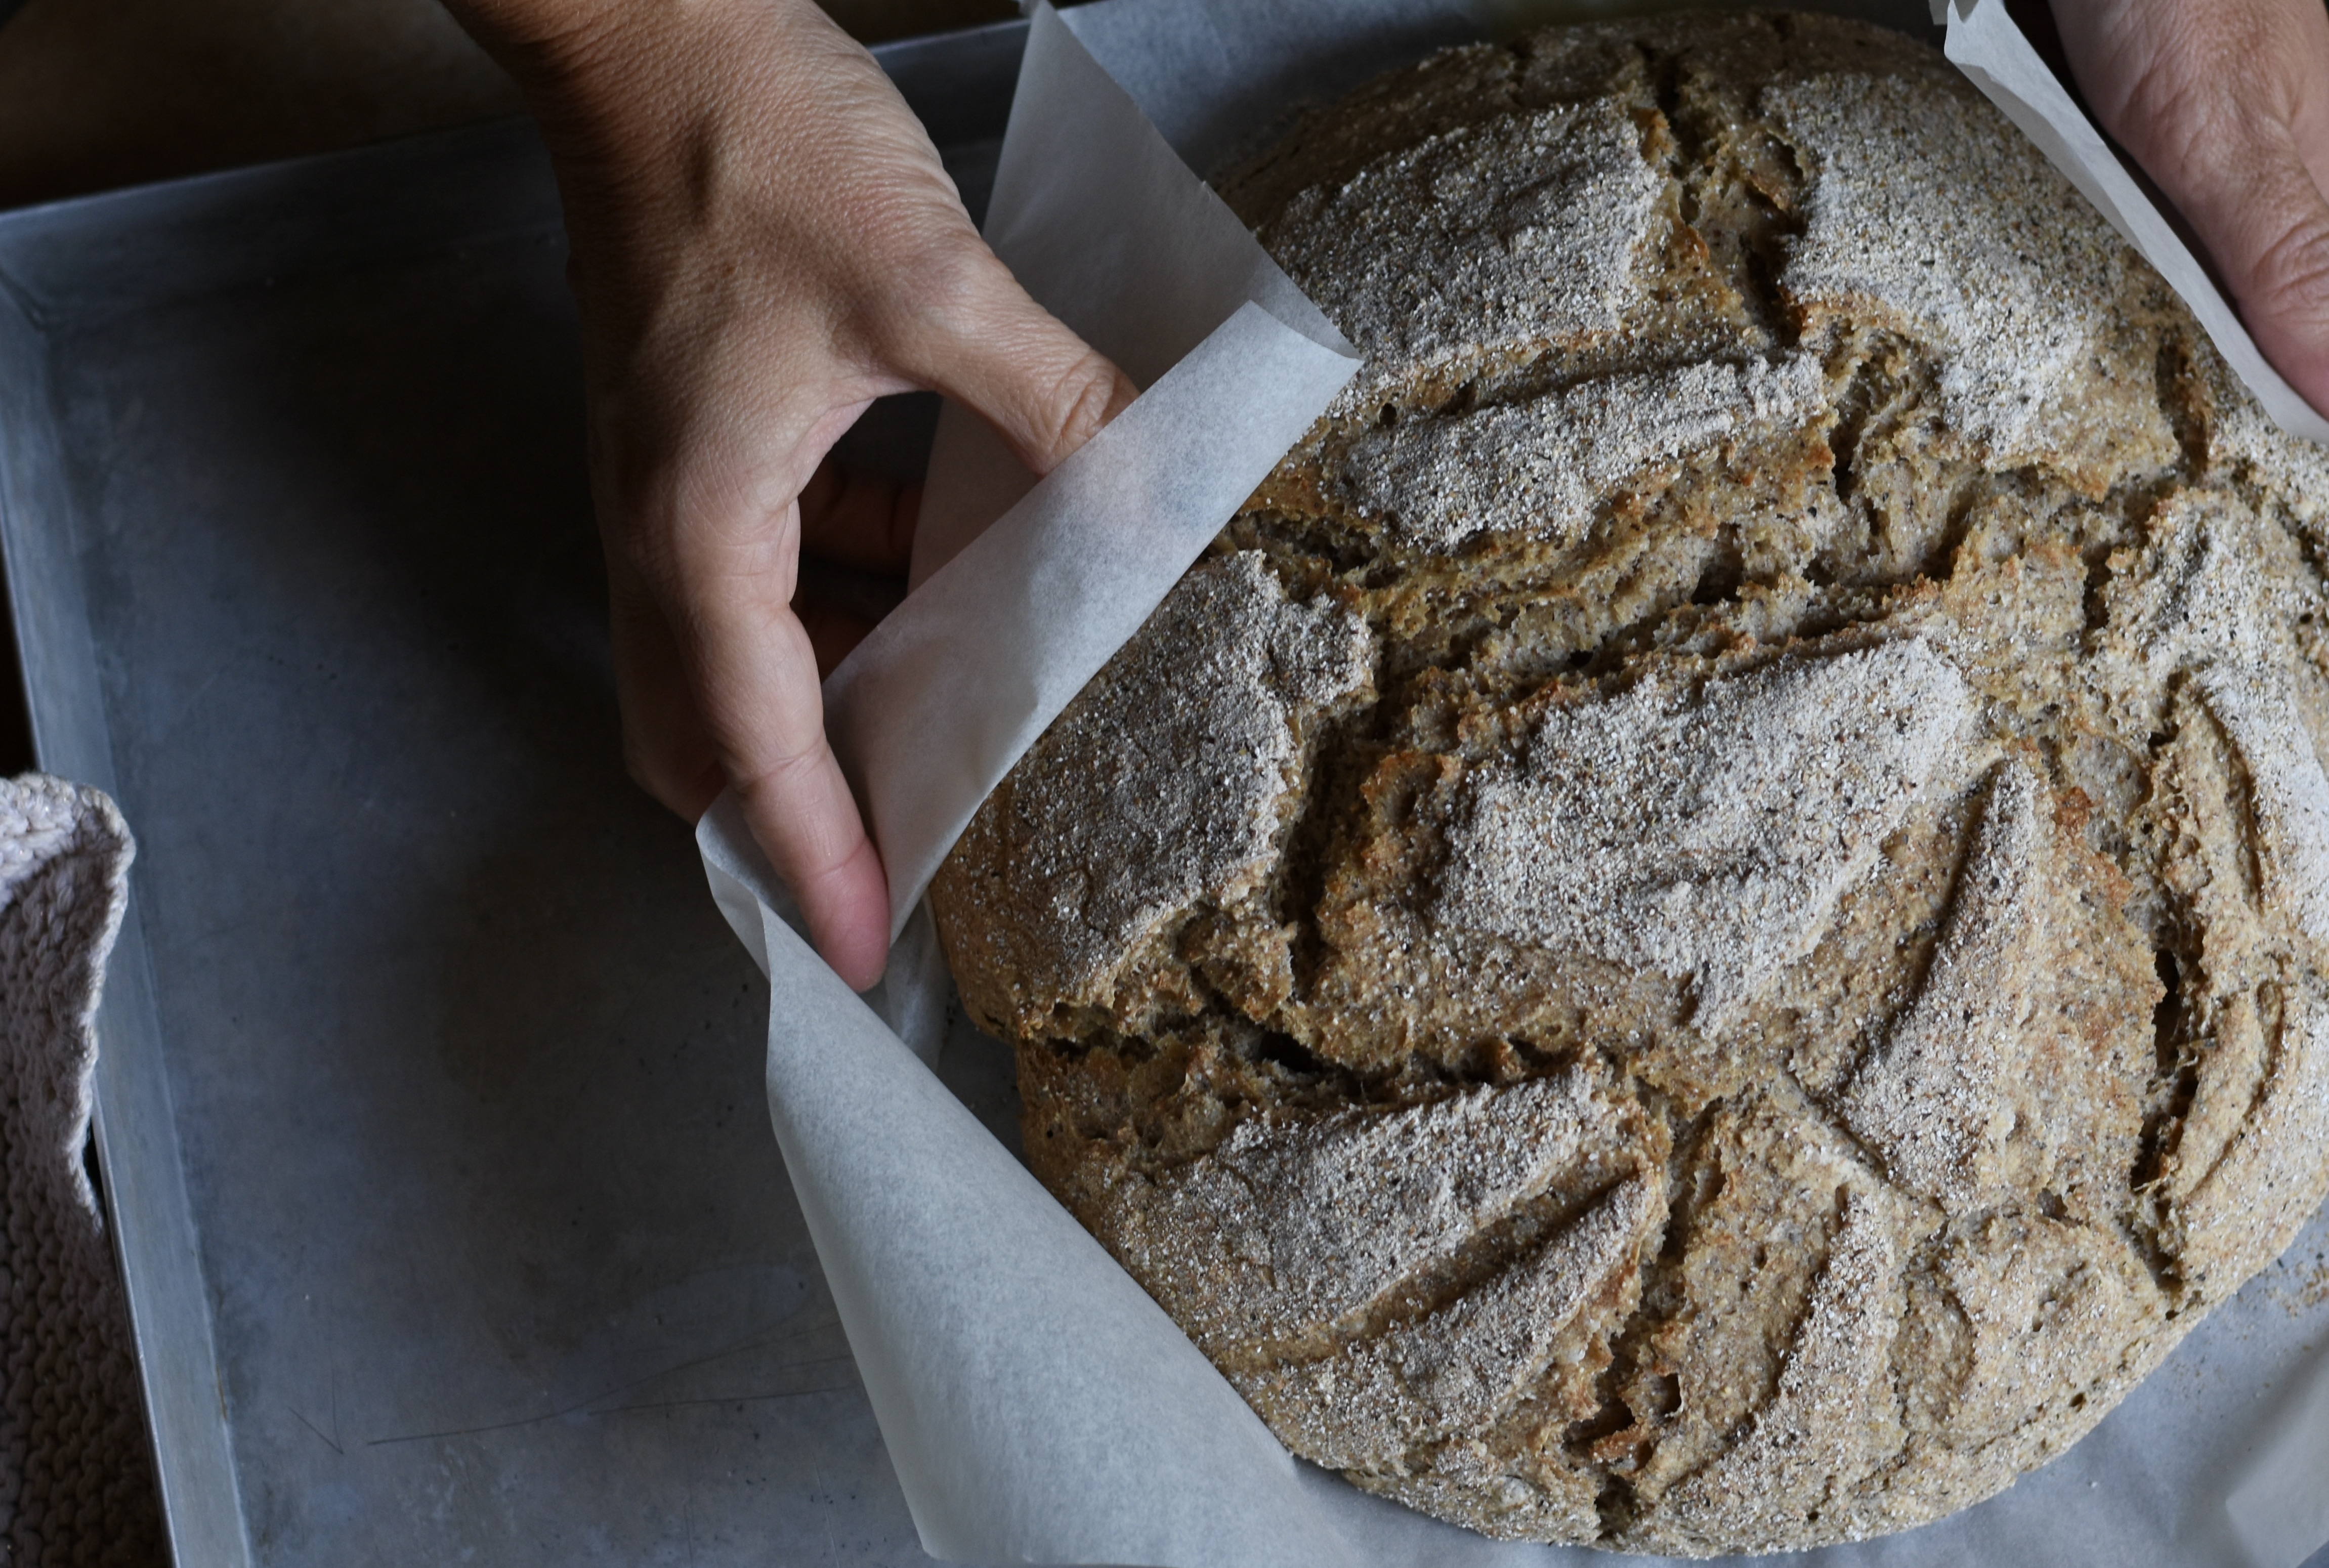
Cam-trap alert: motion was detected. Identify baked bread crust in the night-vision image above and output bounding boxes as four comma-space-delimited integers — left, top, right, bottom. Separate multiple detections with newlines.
930, 12, 2329, 1553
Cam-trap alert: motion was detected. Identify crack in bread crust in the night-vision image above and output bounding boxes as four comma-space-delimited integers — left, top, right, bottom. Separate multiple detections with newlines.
929, 11, 2329, 1555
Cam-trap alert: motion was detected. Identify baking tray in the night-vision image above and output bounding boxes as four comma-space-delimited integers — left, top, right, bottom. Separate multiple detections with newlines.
0, 20, 1025, 1565
8, 12, 2329, 1566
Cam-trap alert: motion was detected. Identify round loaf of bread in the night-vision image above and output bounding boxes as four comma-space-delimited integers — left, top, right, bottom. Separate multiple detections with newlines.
929, 11, 2329, 1554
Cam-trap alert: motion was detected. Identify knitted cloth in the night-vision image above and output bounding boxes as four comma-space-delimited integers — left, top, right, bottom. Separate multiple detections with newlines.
0, 777, 158, 1565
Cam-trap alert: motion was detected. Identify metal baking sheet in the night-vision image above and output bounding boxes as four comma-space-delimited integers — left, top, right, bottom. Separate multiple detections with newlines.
0, 20, 1024, 1565
6, 11, 2329, 1566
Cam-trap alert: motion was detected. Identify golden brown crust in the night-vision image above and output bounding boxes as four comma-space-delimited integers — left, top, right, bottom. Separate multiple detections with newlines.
929, 11, 2329, 1553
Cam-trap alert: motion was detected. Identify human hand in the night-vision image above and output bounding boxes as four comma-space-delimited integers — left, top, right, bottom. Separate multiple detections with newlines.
2051, 0, 2329, 416
441, 0, 1135, 989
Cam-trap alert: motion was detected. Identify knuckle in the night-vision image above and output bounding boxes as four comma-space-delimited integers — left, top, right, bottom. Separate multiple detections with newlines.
2125, 63, 2245, 190
663, 491, 803, 602
841, 224, 1127, 472
737, 733, 827, 802
1030, 355, 1128, 468
734, 744, 857, 876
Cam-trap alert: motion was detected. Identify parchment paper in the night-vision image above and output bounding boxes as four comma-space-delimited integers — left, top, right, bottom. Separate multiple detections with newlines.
699, 2, 2329, 1563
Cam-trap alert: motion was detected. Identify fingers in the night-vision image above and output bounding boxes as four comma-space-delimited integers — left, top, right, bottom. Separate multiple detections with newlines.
521, 0, 1135, 992
2055, 0, 2329, 414
688, 534, 892, 989
2184, 126, 2329, 416
605, 548, 726, 821
881, 246, 1140, 477
612, 501, 893, 990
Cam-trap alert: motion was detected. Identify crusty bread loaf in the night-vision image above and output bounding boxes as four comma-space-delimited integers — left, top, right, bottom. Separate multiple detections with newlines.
929, 11, 2329, 1553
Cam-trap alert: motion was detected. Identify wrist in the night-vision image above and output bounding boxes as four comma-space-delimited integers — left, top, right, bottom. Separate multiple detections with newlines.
440, 0, 835, 171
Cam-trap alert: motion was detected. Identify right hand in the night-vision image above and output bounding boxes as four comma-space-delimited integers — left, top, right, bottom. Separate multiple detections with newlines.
442, 0, 1136, 989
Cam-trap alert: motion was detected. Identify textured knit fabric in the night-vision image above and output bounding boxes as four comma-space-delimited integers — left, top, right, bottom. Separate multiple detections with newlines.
0, 776, 158, 1566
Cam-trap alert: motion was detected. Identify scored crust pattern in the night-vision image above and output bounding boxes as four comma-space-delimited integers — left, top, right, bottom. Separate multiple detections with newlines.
928, 12, 2329, 1555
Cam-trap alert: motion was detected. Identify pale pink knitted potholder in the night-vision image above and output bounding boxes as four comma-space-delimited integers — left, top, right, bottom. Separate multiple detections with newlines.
0, 776, 159, 1566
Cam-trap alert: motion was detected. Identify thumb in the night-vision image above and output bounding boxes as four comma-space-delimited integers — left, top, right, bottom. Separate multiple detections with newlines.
2164, 112, 2329, 416
2056, 0, 2329, 415
886, 243, 1139, 477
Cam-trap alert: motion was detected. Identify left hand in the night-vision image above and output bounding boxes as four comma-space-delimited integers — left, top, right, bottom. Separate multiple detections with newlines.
2052, 0, 2329, 417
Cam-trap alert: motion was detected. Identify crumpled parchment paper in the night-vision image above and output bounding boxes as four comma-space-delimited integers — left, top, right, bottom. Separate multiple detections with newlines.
699, 3, 2329, 1562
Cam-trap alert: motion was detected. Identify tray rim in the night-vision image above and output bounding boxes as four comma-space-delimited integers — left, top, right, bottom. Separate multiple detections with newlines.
0, 17, 1027, 1562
